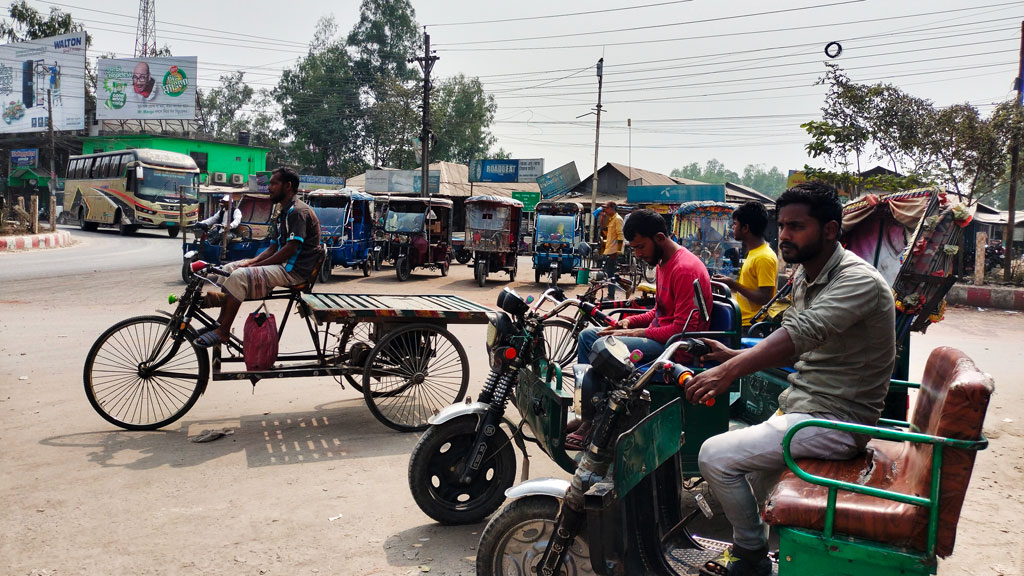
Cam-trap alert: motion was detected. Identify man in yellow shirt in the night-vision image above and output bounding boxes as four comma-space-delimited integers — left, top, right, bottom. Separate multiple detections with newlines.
601, 201, 625, 298
713, 201, 778, 328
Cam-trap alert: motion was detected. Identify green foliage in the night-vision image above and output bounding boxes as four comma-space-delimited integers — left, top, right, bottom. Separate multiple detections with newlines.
198, 72, 253, 139
919, 103, 1002, 201
275, 16, 365, 176
801, 166, 931, 194
431, 74, 497, 165
0, 0, 83, 43
670, 159, 787, 197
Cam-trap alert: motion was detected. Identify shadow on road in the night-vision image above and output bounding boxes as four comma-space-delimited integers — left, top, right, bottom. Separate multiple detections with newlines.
39, 398, 420, 470
383, 521, 482, 573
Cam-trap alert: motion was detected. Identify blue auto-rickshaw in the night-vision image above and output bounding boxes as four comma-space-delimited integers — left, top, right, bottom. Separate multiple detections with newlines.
180, 190, 276, 282
306, 188, 376, 280
532, 201, 584, 284
672, 200, 740, 276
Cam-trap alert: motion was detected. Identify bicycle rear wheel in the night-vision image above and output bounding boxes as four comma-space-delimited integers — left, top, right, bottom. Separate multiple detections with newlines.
84, 315, 209, 430
541, 317, 578, 393
362, 324, 469, 432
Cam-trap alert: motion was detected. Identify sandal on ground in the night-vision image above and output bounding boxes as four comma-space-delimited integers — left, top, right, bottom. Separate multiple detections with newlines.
193, 330, 226, 348
699, 548, 771, 576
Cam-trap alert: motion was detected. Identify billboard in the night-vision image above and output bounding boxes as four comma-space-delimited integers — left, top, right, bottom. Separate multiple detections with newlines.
300, 174, 347, 191
365, 170, 441, 195
0, 32, 86, 134
626, 184, 726, 204
469, 158, 544, 183
10, 148, 38, 167
536, 162, 580, 199
96, 56, 197, 120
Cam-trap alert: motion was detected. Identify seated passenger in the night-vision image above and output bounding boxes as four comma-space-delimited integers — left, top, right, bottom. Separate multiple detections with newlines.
195, 167, 321, 348
712, 201, 778, 332
198, 194, 243, 243
686, 182, 896, 576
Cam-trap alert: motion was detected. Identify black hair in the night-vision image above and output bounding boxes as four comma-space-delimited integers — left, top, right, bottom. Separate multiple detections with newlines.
273, 166, 301, 194
776, 181, 843, 231
732, 201, 769, 238
622, 208, 668, 241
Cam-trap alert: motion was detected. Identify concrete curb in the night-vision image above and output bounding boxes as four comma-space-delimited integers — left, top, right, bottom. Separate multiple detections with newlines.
946, 283, 1024, 311
0, 230, 73, 252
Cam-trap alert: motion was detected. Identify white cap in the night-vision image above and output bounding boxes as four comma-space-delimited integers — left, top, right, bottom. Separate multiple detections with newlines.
220, 194, 231, 203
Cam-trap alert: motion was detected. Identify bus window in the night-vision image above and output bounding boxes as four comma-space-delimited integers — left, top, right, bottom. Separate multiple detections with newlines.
118, 154, 130, 176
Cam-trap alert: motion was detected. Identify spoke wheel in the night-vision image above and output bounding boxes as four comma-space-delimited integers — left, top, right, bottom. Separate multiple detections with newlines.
541, 317, 578, 394
408, 415, 516, 524
84, 315, 208, 430
396, 256, 412, 281
477, 496, 594, 576
362, 324, 469, 432
335, 322, 374, 392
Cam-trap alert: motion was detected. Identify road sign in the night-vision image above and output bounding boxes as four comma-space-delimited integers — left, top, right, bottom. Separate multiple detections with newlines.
511, 191, 542, 212
469, 158, 544, 183
627, 184, 726, 204
536, 162, 581, 199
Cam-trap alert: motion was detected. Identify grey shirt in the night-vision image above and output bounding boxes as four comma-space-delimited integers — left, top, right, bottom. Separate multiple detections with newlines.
779, 244, 896, 425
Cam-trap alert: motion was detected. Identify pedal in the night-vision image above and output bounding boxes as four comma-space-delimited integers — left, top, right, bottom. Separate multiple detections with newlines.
694, 493, 714, 519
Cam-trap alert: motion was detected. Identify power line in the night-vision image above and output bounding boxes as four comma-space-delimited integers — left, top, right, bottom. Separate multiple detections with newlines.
424, 0, 693, 27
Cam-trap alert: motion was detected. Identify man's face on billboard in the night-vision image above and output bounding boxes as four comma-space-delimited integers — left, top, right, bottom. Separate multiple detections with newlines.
132, 62, 152, 95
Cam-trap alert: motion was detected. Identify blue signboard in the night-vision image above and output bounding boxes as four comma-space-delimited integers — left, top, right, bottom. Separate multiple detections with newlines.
536, 162, 581, 199
10, 148, 38, 167
469, 158, 544, 183
627, 184, 726, 204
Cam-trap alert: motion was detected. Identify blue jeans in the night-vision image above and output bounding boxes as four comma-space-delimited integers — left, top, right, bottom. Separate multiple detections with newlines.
576, 326, 665, 365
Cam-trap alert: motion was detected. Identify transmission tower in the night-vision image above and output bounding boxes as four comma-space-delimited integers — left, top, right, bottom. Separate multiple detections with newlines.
134, 0, 156, 57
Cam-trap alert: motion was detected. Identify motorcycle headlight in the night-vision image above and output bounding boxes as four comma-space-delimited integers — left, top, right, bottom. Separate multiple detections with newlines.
485, 312, 512, 349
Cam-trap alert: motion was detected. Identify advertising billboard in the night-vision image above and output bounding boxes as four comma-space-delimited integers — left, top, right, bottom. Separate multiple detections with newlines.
469, 158, 544, 183
0, 32, 86, 134
626, 184, 726, 204
10, 148, 38, 167
365, 170, 441, 195
536, 162, 581, 199
96, 56, 197, 120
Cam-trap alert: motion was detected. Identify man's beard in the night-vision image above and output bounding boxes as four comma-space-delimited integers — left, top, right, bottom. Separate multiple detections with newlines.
780, 234, 825, 264
646, 243, 665, 266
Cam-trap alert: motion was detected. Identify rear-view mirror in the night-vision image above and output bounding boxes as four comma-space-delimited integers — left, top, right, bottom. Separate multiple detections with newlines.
136, 165, 144, 180
693, 279, 710, 324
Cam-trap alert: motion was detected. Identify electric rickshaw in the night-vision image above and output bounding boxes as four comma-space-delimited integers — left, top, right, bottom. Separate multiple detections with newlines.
306, 188, 376, 280
464, 195, 524, 286
180, 190, 276, 283
382, 196, 453, 281
672, 201, 741, 276
533, 201, 585, 284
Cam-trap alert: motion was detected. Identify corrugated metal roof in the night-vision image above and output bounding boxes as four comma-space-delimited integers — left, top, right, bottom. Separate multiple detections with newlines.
346, 162, 541, 198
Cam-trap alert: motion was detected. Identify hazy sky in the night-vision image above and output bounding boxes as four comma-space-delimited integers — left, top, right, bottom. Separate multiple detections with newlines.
27, 0, 1024, 177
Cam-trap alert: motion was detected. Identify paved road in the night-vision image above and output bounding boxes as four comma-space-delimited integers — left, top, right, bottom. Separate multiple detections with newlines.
0, 237, 1021, 576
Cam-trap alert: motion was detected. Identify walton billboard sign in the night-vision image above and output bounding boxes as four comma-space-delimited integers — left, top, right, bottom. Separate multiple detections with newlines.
0, 32, 86, 134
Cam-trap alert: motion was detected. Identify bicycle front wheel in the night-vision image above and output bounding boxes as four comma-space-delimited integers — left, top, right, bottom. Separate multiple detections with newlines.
84, 315, 209, 430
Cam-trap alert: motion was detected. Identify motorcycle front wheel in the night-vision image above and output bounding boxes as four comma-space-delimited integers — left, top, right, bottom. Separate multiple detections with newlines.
477, 496, 595, 576
408, 415, 516, 525
83, 315, 209, 430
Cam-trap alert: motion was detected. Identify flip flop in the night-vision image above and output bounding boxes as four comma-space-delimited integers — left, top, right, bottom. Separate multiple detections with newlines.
564, 432, 587, 451
193, 329, 226, 348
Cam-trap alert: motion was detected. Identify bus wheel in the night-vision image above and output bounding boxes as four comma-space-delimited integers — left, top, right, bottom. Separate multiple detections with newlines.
117, 213, 135, 236
167, 226, 180, 238
79, 207, 98, 232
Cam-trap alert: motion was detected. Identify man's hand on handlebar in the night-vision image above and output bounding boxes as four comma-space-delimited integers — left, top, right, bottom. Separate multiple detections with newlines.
685, 363, 733, 405
697, 338, 740, 364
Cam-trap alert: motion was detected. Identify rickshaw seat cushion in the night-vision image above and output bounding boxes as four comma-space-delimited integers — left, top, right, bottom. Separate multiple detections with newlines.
764, 346, 993, 558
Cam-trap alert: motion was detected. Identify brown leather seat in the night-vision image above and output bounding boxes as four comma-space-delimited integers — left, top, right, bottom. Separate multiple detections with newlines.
764, 346, 993, 557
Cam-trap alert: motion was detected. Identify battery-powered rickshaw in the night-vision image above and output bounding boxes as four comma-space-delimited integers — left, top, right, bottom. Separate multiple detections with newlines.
533, 201, 585, 284
383, 196, 453, 281
465, 195, 524, 286
672, 201, 741, 276
306, 188, 376, 280
180, 190, 276, 283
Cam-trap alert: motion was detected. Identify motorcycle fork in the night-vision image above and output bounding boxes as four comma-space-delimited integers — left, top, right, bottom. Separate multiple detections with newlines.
459, 371, 517, 485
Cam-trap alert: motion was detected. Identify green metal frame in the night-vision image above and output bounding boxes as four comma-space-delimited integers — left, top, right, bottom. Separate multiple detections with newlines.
777, 418, 988, 574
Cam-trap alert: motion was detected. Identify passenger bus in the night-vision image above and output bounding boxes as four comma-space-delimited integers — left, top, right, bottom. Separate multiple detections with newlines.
64, 148, 201, 237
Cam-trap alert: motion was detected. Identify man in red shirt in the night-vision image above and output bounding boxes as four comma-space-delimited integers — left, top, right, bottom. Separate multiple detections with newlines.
568, 209, 712, 449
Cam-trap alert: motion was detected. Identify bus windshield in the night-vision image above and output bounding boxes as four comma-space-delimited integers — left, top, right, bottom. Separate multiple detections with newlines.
138, 168, 196, 203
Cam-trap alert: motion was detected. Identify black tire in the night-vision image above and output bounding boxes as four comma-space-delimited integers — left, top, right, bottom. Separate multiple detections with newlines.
117, 212, 134, 236
362, 324, 470, 432
373, 250, 383, 271
476, 260, 487, 287
79, 206, 98, 231
83, 315, 209, 430
477, 496, 595, 576
321, 255, 334, 282
167, 226, 181, 239
551, 268, 560, 285
362, 258, 371, 277
541, 317, 578, 394
396, 256, 411, 282
455, 248, 472, 265
535, 269, 542, 284
408, 415, 516, 525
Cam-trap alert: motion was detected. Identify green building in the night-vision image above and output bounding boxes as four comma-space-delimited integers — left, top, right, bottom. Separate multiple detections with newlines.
80, 135, 268, 185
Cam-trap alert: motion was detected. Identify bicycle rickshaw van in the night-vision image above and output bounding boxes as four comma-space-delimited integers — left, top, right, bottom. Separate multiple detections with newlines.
306, 188, 376, 280
464, 194, 524, 286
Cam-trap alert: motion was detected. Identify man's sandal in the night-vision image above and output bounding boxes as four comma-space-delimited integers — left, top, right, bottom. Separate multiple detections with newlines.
193, 330, 226, 348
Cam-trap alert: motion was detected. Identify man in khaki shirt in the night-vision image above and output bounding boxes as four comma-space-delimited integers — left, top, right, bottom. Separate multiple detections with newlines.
684, 182, 896, 575
601, 201, 625, 298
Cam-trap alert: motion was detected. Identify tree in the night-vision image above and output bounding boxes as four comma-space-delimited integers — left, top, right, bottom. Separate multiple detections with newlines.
431, 74, 497, 165
741, 164, 787, 198
275, 16, 364, 176
801, 63, 871, 174
919, 104, 1002, 202
197, 71, 255, 140
0, 0, 82, 42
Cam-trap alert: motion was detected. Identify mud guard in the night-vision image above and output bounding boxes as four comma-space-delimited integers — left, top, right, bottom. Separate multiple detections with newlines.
428, 401, 490, 425
504, 477, 570, 501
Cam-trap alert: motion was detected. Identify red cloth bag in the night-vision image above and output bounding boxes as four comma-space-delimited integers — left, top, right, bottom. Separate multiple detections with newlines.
243, 309, 278, 371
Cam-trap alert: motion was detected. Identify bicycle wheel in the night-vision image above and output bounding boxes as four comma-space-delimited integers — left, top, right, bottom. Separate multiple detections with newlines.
362, 324, 469, 432
336, 321, 374, 392
84, 315, 209, 431
541, 317, 578, 394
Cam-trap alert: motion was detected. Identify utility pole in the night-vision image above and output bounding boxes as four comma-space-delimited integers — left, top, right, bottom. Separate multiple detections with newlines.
588, 58, 604, 243
1005, 20, 1023, 283
409, 29, 439, 197
47, 89, 55, 196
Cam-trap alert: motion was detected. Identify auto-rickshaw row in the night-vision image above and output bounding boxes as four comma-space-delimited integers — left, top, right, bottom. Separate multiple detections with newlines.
180, 188, 748, 287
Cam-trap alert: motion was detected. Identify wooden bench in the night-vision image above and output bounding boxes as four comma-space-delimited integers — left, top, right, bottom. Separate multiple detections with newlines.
763, 346, 993, 575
